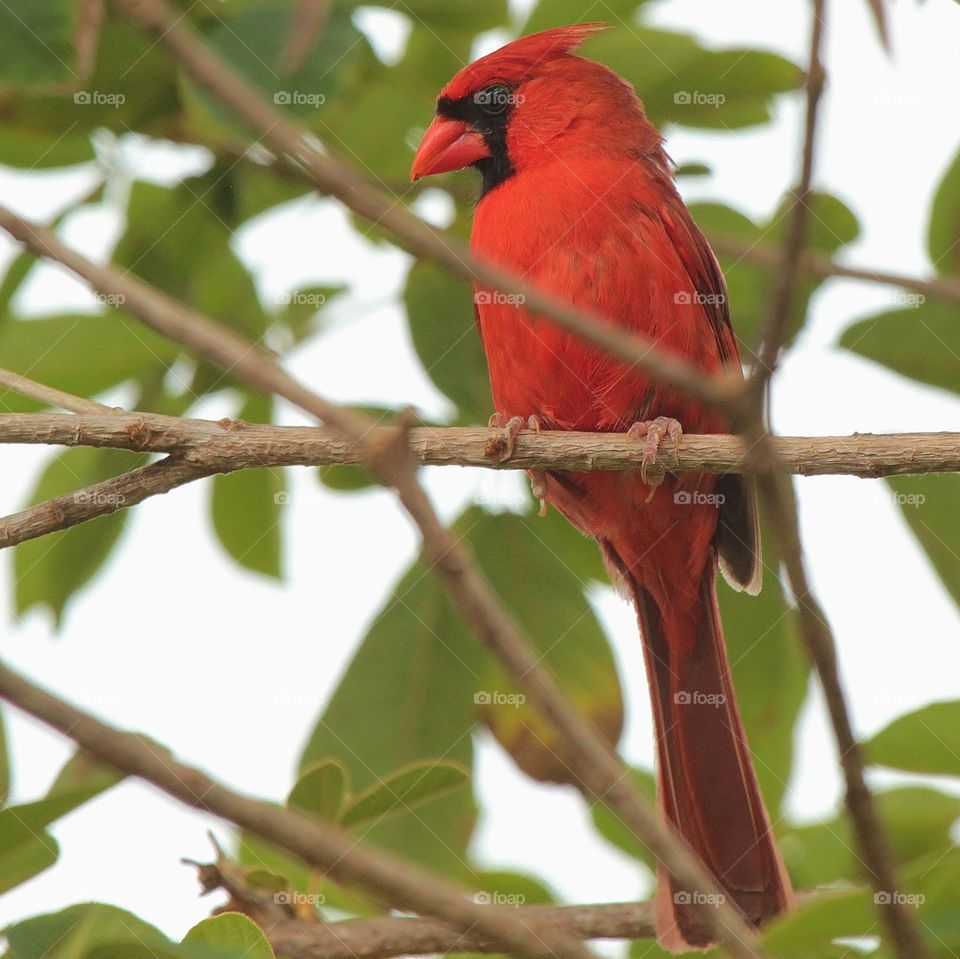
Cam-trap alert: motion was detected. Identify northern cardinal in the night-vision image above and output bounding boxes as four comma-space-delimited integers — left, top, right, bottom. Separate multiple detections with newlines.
411, 24, 792, 950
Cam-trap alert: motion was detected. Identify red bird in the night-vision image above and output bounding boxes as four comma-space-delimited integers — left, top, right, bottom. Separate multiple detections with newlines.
411, 24, 792, 950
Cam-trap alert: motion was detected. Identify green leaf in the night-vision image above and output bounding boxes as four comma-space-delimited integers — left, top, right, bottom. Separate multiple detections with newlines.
469, 869, 556, 905
235, 834, 315, 904
466, 508, 624, 785
695, 193, 860, 354
719, 525, 809, 815
275, 285, 345, 344
0, 13, 182, 168
2, 904, 145, 959
0, 315, 178, 413
317, 406, 399, 493
4, 902, 282, 959
903, 847, 960, 956
581, 27, 801, 131
226, 157, 313, 224
299, 556, 484, 875
0, 0, 75, 87
590, 766, 657, 869
14, 447, 147, 624
0, 125, 95, 169
46, 748, 125, 798
531, 503, 608, 586
288, 760, 348, 822
360, 0, 507, 29
324, 25, 475, 188
113, 181, 269, 343
0, 749, 123, 892
839, 301, 960, 398
0, 832, 59, 895
868, 702, 960, 778
404, 260, 493, 424
318, 464, 377, 492
341, 760, 469, 828
928, 150, 960, 275
1, 903, 229, 959
781, 787, 960, 889
183, 4, 372, 143
886, 474, 960, 609
523, 0, 644, 33
762, 887, 875, 959
211, 396, 284, 578
183, 913, 275, 959
675, 161, 712, 178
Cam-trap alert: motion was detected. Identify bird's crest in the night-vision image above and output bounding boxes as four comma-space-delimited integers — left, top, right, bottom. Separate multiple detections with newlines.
439, 23, 607, 101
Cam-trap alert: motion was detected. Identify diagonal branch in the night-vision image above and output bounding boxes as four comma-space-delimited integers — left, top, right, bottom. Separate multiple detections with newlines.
0, 455, 210, 549
752, 0, 828, 388
0, 658, 592, 959
739, 3, 930, 957
0, 367, 113, 415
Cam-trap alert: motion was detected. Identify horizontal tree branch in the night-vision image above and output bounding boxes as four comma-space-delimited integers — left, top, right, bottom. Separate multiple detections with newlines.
264, 903, 654, 959
2, 412, 959, 477
2, 414, 956, 551
193, 854, 659, 959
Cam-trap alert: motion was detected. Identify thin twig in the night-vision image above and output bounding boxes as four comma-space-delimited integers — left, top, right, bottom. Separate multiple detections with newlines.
73, 0, 105, 79
278, 0, 333, 74
0, 659, 595, 959
708, 236, 960, 307
0, 367, 112, 415
0, 456, 210, 549
752, 0, 828, 388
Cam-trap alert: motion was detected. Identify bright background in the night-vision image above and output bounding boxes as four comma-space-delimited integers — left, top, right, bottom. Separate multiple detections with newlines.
2, 0, 959, 938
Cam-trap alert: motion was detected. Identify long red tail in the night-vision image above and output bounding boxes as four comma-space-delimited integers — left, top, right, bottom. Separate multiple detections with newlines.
627, 561, 793, 951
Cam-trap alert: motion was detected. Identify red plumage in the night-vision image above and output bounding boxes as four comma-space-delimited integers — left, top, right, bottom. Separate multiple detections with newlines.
412, 25, 793, 950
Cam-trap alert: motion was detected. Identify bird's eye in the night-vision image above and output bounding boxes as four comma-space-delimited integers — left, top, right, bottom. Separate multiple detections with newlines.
473, 84, 514, 116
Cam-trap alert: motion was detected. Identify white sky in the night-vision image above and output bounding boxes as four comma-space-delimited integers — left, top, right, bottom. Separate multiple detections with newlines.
1, 0, 960, 942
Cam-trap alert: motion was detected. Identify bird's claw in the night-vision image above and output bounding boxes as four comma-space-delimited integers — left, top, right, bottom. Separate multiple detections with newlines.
627, 416, 683, 491
487, 413, 543, 465
487, 412, 525, 463
528, 470, 549, 517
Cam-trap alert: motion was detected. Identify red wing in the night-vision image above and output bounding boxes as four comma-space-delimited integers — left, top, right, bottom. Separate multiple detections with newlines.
657, 192, 740, 369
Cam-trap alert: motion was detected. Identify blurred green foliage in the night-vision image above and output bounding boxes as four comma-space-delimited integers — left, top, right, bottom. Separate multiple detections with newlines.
1, 0, 959, 956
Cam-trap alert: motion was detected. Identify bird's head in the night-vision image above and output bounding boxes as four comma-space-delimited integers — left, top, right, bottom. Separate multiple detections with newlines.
410, 24, 664, 196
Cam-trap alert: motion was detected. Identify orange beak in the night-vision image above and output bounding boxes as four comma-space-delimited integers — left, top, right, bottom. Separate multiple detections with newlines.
410, 115, 490, 181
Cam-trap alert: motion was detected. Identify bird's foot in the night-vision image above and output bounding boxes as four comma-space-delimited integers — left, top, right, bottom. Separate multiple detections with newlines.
627, 416, 683, 493
486, 413, 542, 464
521, 416, 549, 517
